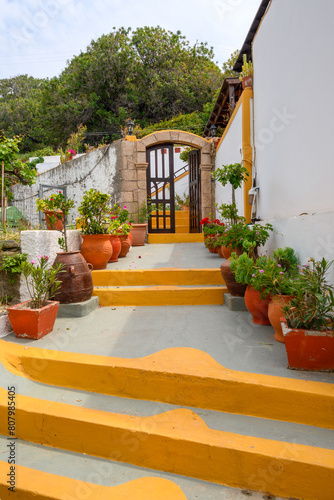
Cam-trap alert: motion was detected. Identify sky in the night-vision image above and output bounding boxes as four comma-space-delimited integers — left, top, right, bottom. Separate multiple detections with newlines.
0, 0, 261, 80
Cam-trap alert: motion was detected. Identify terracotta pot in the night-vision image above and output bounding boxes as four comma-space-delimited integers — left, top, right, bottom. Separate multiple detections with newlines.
128, 232, 133, 246
44, 210, 63, 231
222, 246, 232, 259
220, 259, 247, 297
242, 76, 253, 89
109, 235, 121, 262
80, 234, 112, 270
52, 251, 93, 304
217, 246, 224, 258
281, 319, 334, 371
268, 295, 292, 343
245, 285, 271, 325
7, 300, 59, 339
130, 224, 147, 246
119, 234, 131, 258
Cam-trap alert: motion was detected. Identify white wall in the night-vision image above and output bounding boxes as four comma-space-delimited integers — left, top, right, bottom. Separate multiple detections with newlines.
253, 0, 334, 220
214, 103, 244, 219
11, 142, 121, 228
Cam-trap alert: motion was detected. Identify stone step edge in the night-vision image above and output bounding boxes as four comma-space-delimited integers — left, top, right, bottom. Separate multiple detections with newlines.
93, 286, 227, 306
0, 461, 187, 500
0, 396, 333, 500
1, 342, 333, 430
92, 268, 224, 286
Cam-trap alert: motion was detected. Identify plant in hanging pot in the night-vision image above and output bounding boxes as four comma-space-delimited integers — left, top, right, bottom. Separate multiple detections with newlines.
239, 54, 253, 89
7, 255, 64, 339
281, 258, 334, 371
129, 200, 153, 246
78, 189, 112, 270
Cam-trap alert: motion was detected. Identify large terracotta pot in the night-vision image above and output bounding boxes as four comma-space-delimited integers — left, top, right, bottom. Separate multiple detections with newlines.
220, 260, 247, 297
268, 295, 292, 343
44, 210, 63, 231
80, 234, 112, 270
217, 246, 224, 258
52, 251, 93, 304
109, 235, 122, 262
281, 319, 334, 371
244, 285, 271, 325
130, 224, 147, 246
222, 246, 232, 259
7, 300, 59, 339
118, 235, 131, 258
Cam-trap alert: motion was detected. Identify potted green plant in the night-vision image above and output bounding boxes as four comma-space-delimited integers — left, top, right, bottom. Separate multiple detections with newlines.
7, 255, 64, 339
249, 248, 299, 339
239, 54, 253, 89
281, 258, 334, 371
129, 200, 153, 247
78, 189, 112, 269
175, 192, 190, 211
36, 193, 65, 231
212, 162, 249, 206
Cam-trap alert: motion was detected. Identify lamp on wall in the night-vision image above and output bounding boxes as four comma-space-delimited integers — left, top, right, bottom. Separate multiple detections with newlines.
209, 123, 217, 138
127, 119, 135, 136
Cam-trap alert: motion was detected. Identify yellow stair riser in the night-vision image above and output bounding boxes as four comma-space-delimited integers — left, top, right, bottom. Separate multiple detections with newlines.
1, 343, 333, 430
93, 286, 226, 306
0, 462, 187, 500
148, 234, 204, 244
0, 395, 333, 500
92, 268, 224, 287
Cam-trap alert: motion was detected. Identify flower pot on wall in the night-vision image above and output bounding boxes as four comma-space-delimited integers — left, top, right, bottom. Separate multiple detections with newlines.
52, 251, 93, 304
130, 224, 147, 246
244, 285, 271, 325
281, 319, 334, 371
7, 300, 59, 339
242, 76, 253, 89
80, 234, 112, 270
268, 295, 292, 343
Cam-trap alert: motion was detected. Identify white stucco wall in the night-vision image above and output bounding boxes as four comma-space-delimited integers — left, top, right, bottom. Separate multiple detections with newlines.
11, 142, 122, 228
214, 103, 244, 219
253, 0, 334, 220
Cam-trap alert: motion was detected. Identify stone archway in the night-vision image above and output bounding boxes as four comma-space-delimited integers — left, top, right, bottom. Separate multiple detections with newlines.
120, 130, 215, 228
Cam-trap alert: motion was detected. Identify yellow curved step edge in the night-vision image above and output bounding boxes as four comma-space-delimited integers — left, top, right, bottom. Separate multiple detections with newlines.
0, 397, 333, 500
1, 341, 333, 429
0, 462, 187, 499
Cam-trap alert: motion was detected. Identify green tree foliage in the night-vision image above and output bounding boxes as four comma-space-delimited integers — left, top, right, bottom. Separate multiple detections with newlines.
0, 133, 37, 201
221, 50, 240, 78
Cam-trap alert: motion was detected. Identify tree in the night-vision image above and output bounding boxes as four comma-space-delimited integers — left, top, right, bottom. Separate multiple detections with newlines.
0, 133, 37, 202
221, 50, 240, 78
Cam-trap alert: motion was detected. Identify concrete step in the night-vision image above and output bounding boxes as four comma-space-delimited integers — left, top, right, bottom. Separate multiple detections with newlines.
0, 391, 333, 499
2, 341, 333, 430
92, 268, 224, 287
93, 285, 227, 306
148, 233, 204, 244
0, 437, 286, 500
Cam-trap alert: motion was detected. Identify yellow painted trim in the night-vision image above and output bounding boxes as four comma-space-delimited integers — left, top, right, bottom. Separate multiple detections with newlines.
241, 88, 253, 223
93, 285, 226, 306
1, 342, 333, 430
125, 135, 137, 142
0, 393, 333, 499
148, 233, 204, 243
139, 130, 211, 144
0, 462, 187, 500
92, 268, 224, 286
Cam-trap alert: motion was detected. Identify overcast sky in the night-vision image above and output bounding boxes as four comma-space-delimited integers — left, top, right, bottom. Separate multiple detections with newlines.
0, 0, 261, 80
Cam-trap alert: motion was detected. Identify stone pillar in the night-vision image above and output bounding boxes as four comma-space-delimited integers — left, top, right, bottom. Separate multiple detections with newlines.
200, 144, 215, 220
120, 139, 139, 215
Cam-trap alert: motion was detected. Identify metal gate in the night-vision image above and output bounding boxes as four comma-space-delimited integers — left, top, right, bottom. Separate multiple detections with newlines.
147, 144, 175, 233
189, 149, 201, 232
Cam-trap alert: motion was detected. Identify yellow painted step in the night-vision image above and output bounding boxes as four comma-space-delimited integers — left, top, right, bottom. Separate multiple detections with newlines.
148, 233, 204, 244
92, 268, 224, 287
0, 461, 187, 499
0, 392, 333, 500
93, 285, 227, 306
1, 342, 333, 430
